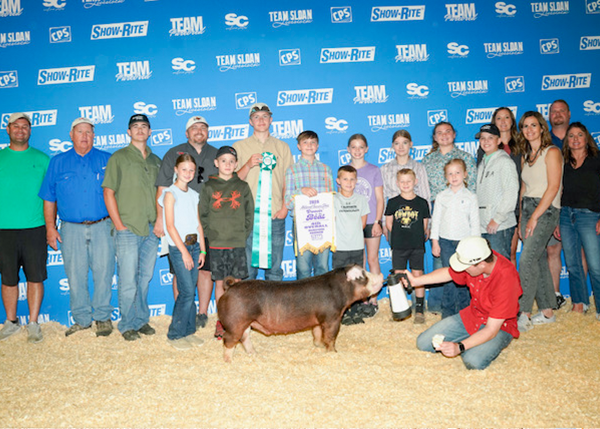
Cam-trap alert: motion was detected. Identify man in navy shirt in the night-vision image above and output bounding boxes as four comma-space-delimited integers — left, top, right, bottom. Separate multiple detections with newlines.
40, 117, 116, 337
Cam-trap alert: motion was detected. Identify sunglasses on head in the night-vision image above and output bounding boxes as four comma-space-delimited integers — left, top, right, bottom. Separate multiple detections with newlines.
250, 105, 270, 115
197, 166, 205, 184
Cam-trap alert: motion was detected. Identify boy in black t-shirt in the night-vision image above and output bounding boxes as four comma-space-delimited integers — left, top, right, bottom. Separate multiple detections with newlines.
385, 168, 430, 323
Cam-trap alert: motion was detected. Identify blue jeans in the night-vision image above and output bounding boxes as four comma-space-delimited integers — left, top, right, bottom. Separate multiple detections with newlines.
245, 217, 285, 281
416, 313, 513, 370
483, 226, 515, 260
440, 238, 470, 319
296, 249, 330, 280
519, 197, 559, 313
115, 226, 159, 333
560, 207, 600, 311
427, 256, 444, 313
61, 219, 115, 327
167, 244, 199, 340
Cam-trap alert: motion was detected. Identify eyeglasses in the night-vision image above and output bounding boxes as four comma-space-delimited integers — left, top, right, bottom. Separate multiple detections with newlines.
197, 166, 205, 184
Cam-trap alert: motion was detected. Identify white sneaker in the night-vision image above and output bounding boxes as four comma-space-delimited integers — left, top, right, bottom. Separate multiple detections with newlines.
0, 320, 21, 341
531, 312, 556, 325
27, 322, 43, 343
517, 313, 533, 332
185, 335, 205, 347
168, 338, 193, 350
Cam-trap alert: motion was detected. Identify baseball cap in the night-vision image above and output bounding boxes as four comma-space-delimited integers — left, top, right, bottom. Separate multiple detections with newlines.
475, 123, 500, 139
249, 103, 271, 117
70, 117, 95, 131
186, 116, 209, 130
128, 114, 151, 127
449, 236, 492, 272
215, 145, 237, 160
8, 112, 31, 125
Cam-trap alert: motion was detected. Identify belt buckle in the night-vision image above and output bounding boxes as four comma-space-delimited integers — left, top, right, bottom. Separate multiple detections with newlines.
184, 234, 198, 246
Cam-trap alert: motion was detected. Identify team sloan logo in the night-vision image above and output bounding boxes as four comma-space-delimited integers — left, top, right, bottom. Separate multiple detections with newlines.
541, 73, 591, 90
465, 106, 518, 124
216, 53, 260, 72
277, 88, 333, 107
395, 44, 428, 62
172, 96, 217, 115
50, 26, 71, 43
370, 6, 425, 21
354, 85, 388, 104
1, 110, 57, 128
79, 104, 114, 125
170, 17, 206, 36
91, 21, 148, 40
531, 1, 569, 18
325, 117, 348, 134
38, 66, 95, 85
445, 3, 477, 21
580, 36, 600, 50
484, 41, 523, 58
0, 0, 23, 17
208, 124, 250, 142
495, 2, 517, 16
0, 30, 30, 48
94, 133, 130, 151
83, 0, 124, 8
116, 61, 151, 81
271, 119, 303, 139
224, 13, 249, 30
583, 100, 600, 115
0, 70, 18, 88
447, 80, 488, 97
320, 47, 375, 63
269, 9, 313, 27
43, 0, 66, 11
368, 114, 410, 132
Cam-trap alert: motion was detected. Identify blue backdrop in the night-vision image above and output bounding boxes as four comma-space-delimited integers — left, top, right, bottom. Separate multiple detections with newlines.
1, 0, 599, 326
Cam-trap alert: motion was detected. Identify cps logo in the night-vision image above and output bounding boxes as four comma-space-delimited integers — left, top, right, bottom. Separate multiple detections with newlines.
0, 71, 18, 88
43, 0, 67, 9
225, 13, 249, 29
331, 6, 352, 23
133, 101, 158, 117
583, 100, 600, 114
427, 109, 448, 127
49, 26, 71, 43
171, 58, 196, 72
505, 76, 525, 93
151, 129, 173, 146
540, 38, 559, 54
279, 49, 301, 66
406, 83, 429, 98
159, 269, 173, 286
447, 42, 469, 56
338, 149, 351, 166
586, 0, 600, 14
324, 117, 348, 133
235, 92, 257, 109
49, 139, 72, 154
495, 2, 517, 16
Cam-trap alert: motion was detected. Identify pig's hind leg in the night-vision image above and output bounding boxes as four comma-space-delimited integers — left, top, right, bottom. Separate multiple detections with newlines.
321, 320, 341, 352
239, 326, 255, 354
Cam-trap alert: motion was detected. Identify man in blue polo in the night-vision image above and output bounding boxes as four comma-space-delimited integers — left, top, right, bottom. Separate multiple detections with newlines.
40, 117, 116, 337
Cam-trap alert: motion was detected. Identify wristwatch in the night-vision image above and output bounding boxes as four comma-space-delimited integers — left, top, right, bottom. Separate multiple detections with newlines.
457, 342, 466, 354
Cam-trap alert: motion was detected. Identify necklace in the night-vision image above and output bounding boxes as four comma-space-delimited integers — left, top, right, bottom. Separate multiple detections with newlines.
527, 146, 542, 166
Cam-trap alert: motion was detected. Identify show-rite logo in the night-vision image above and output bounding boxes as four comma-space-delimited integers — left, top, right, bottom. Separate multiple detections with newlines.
586, 0, 600, 13
133, 101, 158, 117
49, 139, 72, 154
395, 44, 428, 62
171, 97, 217, 115
445, 3, 477, 21
378, 148, 396, 165
495, 2, 517, 16
208, 124, 250, 142
91, 21, 148, 40
505, 76, 525, 93
0, 30, 30, 48
354, 85, 388, 104
447, 42, 469, 58
580, 36, 600, 50
583, 100, 600, 114
50, 26, 71, 43
235, 92, 257, 109
272, 119, 304, 140
116, 61, 151, 81
150, 129, 173, 146
43, 0, 66, 10
320, 47, 375, 63
225, 13, 249, 29
368, 114, 410, 132
1, 110, 57, 128
531, 1, 569, 18
170, 17, 205, 36
370, 6, 425, 21
149, 304, 166, 317
94, 133, 131, 151
466, 106, 518, 124
171, 58, 196, 74
540, 38, 559, 54
411, 146, 430, 161
483, 41, 523, 58
79, 104, 114, 125
0, 70, 18, 88
331, 6, 352, 23
38, 66, 95, 85
325, 117, 349, 134
277, 88, 334, 107
216, 53, 260, 72
541, 73, 591, 90
427, 109, 448, 126
47, 249, 64, 267
406, 83, 429, 99
83, 0, 124, 8
447, 80, 488, 97
269, 9, 313, 28
279, 49, 301, 66
0, 0, 22, 17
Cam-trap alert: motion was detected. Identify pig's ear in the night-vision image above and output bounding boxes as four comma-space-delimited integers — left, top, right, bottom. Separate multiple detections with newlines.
346, 265, 365, 281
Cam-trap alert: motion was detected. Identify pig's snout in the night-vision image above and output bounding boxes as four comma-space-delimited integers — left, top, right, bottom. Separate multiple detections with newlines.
366, 271, 384, 296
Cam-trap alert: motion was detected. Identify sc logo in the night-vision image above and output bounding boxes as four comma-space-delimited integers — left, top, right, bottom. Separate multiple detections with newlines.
133, 102, 158, 116
447, 42, 469, 56
495, 2, 517, 15
324, 117, 348, 132
43, 0, 67, 8
172, 58, 196, 72
406, 83, 429, 97
49, 139, 72, 153
225, 13, 249, 28
583, 100, 600, 114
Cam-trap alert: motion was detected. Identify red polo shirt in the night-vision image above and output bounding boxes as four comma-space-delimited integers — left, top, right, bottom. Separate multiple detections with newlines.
450, 251, 522, 339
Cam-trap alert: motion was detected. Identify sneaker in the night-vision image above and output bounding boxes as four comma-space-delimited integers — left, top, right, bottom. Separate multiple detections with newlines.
214, 320, 225, 340
27, 322, 43, 344
185, 334, 205, 347
195, 313, 208, 329
517, 313, 534, 332
65, 323, 91, 337
555, 293, 566, 310
95, 320, 113, 337
168, 338, 193, 350
361, 303, 379, 319
122, 330, 141, 341
414, 312, 425, 324
0, 320, 20, 341
137, 323, 155, 336
531, 312, 556, 325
